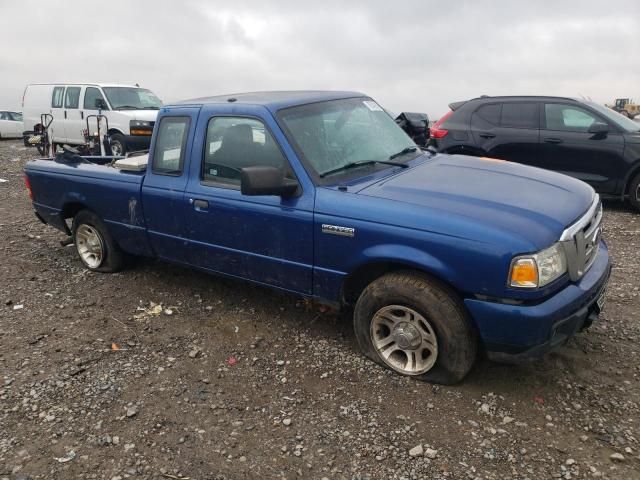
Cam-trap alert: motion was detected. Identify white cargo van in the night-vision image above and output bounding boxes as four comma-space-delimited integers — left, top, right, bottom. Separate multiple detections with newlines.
22, 83, 162, 155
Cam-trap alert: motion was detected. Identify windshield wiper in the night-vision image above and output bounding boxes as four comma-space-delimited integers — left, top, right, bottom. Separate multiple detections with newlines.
389, 146, 418, 160
319, 159, 408, 178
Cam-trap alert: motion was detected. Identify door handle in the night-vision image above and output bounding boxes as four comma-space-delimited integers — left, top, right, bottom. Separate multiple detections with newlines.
479, 133, 496, 139
544, 137, 563, 144
191, 199, 209, 211
80, 111, 84, 120
64, 110, 67, 119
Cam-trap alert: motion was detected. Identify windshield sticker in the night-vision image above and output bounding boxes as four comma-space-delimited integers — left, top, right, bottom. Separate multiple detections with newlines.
363, 100, 383, 112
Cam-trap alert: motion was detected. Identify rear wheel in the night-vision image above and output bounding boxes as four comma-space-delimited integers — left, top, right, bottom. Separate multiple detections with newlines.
629, 172, 640, 212
353, 271, 477, 384
72, 210, 126, 272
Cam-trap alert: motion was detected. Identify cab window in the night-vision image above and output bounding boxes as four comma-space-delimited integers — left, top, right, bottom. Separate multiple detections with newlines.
152, 116, 190, 175
64, 87, 81, 109
202, 117, 287, 188
84, 87, 108, 110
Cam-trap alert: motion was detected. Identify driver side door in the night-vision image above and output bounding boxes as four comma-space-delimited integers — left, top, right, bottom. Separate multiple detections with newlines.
183, 108, 314, 294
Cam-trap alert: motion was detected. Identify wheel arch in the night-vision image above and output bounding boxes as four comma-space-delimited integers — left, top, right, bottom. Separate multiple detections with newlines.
60, 202, 92, 234
341, 257, 463, 308
622, 161, 640, 200
107, 128, 125, 136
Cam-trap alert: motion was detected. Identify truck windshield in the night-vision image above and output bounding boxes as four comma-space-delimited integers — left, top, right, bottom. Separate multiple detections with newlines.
102, 87, 163, 110
278, 97, 419, 182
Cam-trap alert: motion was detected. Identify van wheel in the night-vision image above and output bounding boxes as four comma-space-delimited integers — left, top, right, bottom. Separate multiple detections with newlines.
72, 210, 126, 272
629, 172, 640, 211
353, 271, 477, 384
109, 133, 126, 156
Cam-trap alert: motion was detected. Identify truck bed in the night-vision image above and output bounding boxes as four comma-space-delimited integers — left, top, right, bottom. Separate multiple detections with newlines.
25, 157, 153, 257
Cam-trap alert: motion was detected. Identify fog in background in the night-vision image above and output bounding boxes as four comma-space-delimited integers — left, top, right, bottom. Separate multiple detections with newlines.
1, 0, 638, 118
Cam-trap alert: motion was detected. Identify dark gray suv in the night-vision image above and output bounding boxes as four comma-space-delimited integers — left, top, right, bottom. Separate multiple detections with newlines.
428, 96, 640, 210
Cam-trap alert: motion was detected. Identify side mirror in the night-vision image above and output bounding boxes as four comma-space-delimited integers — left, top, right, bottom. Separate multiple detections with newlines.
240, 166, 299, 197
95, 98, 108, 110
588, 122, 609, 135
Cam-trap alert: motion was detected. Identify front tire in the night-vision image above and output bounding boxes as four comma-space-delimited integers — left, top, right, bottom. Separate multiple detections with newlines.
109, 133, 127, 156
72, 210, 126, 272
353, 271, 477, 384
629, 172, 640, 212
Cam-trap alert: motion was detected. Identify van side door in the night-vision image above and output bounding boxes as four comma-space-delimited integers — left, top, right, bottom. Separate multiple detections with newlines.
182, 105, 315, 294
63, 86, 84, 144
50, 86, 66, 143
140, 107, 200, 263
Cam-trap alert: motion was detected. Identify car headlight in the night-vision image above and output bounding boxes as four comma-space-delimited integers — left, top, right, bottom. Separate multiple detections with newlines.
509, 242, 567, 288
130, 120, 152, 127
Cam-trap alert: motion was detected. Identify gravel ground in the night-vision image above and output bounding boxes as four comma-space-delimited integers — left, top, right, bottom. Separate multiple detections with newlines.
1, 139, 639, 480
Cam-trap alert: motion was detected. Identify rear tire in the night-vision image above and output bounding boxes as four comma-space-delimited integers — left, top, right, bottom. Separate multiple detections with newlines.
353, 271, 477, 384
72, 210, 126, 272
109, 133, 127, 156
629, 172, 640, 212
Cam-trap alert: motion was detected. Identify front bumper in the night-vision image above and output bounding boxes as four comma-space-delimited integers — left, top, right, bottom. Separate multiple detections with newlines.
465, 240, 611, 362
124, 134, 151, 152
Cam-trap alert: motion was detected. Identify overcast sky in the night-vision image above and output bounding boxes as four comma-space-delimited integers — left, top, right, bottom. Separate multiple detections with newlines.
1, 0, 638, 118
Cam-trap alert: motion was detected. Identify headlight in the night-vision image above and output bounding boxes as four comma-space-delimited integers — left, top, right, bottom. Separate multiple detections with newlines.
130, 120, 152, 127
509, 243, 567, 288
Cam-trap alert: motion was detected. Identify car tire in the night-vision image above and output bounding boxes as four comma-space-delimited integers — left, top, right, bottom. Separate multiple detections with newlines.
621, 110, 630, 118
72, 210, 126, 272
629, 172, 640, 212
353, 270, 477, 384
109, 133, 127, 156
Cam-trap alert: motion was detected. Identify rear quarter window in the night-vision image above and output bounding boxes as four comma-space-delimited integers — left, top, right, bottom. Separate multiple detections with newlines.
471, 103, 501, 129
152, 116, 190, 175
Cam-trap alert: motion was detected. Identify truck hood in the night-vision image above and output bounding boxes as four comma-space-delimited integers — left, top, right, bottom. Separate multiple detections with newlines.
115, 110, 159, 122
357, 154, 595, 249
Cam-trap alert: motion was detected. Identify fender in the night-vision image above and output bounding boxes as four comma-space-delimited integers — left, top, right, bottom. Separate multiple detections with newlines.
314, 243, 463, 305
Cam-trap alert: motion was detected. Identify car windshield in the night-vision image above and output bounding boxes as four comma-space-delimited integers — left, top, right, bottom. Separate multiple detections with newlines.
585, 101, 640, 132
278, 97, 419, 182
102, 87, 162, 110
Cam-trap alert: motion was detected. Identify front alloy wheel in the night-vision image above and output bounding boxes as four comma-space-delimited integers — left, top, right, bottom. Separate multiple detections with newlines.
371, 305, 438, 375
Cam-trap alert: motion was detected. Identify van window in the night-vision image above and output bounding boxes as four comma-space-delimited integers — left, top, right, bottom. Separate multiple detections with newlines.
64, 87, 81, 109
152, 116, 190, 175
500, 103, 538, 129
52, 87, 65, 108
84, 87, 107, 110
202, 116, 287, 187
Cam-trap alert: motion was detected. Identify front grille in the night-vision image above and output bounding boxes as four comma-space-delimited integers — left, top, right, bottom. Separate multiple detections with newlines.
560, 195, 603, 281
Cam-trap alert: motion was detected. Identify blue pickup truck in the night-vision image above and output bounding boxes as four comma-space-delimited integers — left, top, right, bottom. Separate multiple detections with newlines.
24, 91, 611, 384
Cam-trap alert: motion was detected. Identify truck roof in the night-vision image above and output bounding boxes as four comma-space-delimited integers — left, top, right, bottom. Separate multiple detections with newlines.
173, 90, 365, 110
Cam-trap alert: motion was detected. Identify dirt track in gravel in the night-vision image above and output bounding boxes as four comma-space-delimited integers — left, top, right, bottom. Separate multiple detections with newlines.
1, 139, 639, 480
